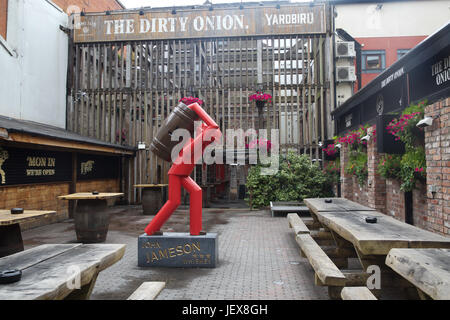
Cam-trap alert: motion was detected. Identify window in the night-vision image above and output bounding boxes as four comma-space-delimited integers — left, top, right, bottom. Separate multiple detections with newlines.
397, 49, 410, 60
362, 50, 386, 73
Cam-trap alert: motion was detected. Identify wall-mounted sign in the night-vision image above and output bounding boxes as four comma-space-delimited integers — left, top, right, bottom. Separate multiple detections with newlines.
376, 94, 384, 115
74, 4, 327, 43
409, 47, 450, 102
381, 67, 405, 89
0, 146, 72, 186
77, 153, 120, 180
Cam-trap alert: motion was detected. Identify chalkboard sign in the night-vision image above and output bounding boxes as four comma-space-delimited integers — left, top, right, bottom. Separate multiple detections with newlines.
77, 153, 120, 180
0, 146, 72, 186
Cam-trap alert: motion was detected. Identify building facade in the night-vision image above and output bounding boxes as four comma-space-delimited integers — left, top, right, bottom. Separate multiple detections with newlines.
332, 22, 450, 235
52, 0, 125, 13
333, 0, 450, 89
0, 0, 133, 226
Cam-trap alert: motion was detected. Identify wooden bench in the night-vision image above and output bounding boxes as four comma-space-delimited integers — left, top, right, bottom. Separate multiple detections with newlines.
271, 201, 310, 217
341, 287, 377, 300
287, 213, 310, 235
386, 248, 450, 300
295, 234, 346, 287
0, 244, 125, 300
127, 282, 166, 300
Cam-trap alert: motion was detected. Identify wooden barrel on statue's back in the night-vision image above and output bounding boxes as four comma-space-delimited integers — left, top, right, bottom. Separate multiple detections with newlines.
150, 103, 199, 162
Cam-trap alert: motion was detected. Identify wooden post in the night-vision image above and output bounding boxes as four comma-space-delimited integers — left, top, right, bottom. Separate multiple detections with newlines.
69, 152, 77, 219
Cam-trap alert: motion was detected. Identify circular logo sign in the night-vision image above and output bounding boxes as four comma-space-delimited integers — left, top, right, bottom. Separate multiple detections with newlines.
376, 94, 384, 115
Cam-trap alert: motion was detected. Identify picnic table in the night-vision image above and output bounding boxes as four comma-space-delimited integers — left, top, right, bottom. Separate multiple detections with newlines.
304, 198, 450, 261
0, 243, 125, 300
386, 248, 450, 300
302, 198, 450, 298
134, 184, 168, 215
58, 193, 123, 243
0, 210, 57, 258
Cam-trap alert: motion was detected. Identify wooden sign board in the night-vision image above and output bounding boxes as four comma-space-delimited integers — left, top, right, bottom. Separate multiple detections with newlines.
74, 4, 327, 43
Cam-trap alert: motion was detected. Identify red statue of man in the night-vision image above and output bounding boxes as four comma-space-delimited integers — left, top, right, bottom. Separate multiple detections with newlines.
145, 102, 222, 236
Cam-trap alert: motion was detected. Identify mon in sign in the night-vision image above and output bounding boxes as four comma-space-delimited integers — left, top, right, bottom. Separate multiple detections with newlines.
74, 4, 326, 43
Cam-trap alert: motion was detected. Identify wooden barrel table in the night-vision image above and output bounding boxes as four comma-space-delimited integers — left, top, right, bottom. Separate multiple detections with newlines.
58, 193, 123, 243
134, 185, 168, 216
0, 210, 57, 257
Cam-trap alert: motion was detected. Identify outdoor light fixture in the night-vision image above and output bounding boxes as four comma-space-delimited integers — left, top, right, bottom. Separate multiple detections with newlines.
80, 10, 85, 16
318, 141, 323, 147
105, 11, 111, 16
276, 4, 281, 9
361, 135, 371, 142
417, 116, 434, 128
171, 8, 177, 15
140, 9, 145, 16
335, 144, 342, 149
138, 142, 147, 150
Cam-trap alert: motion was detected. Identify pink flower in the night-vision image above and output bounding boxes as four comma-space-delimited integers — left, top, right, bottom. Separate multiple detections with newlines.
180, 97, 204, 106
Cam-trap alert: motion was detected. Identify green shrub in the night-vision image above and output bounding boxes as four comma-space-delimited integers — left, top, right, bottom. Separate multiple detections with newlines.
378, 154, 402, 180
345, 151, 368, 187
399, 147, 426, 192
324, 159, 340, 185
246, 151, 333, 208
385, 100, 427, 191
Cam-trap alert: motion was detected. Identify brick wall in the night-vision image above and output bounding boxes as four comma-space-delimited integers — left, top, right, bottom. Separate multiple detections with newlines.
0, 183, 69, 213
413, 181, 427, 228
77, 178, 121, 206
339, 98, 450, 236
0, 178, 120, 229
340, 144, 353, 200
366, 126, 386, 212
76, 178, 120, 193
0, 0, 7, 39
385, 178, 404, 220
52, 0, 124, 13
423, 97, 450, 235
0, 183, 70, 229
351, 176, 369, 206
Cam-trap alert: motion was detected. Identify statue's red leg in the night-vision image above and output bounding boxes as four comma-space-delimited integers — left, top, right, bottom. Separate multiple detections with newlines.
144, 174, 181, 235
181, 176, 203, 236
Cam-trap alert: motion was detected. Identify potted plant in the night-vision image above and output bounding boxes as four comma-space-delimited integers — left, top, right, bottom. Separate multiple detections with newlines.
249, 92, 272, 130
384, 100, 427, 192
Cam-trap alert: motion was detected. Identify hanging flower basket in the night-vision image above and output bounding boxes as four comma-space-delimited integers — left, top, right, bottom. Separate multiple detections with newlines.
179, 96, 204, 106
249, 93, 272, 107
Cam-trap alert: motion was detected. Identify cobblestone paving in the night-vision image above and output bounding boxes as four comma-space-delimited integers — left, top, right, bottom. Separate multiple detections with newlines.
22, 204, 328, 300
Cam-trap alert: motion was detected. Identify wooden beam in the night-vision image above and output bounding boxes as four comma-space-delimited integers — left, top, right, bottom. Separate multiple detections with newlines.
287, 213, 310, 235
341, 287, 377, 300
296, 234, 346, 286
7, 132, 134, 156
127, 282, 166, 300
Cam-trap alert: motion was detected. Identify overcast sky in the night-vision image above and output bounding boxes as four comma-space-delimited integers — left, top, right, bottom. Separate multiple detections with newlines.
120, 0, 312, 9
